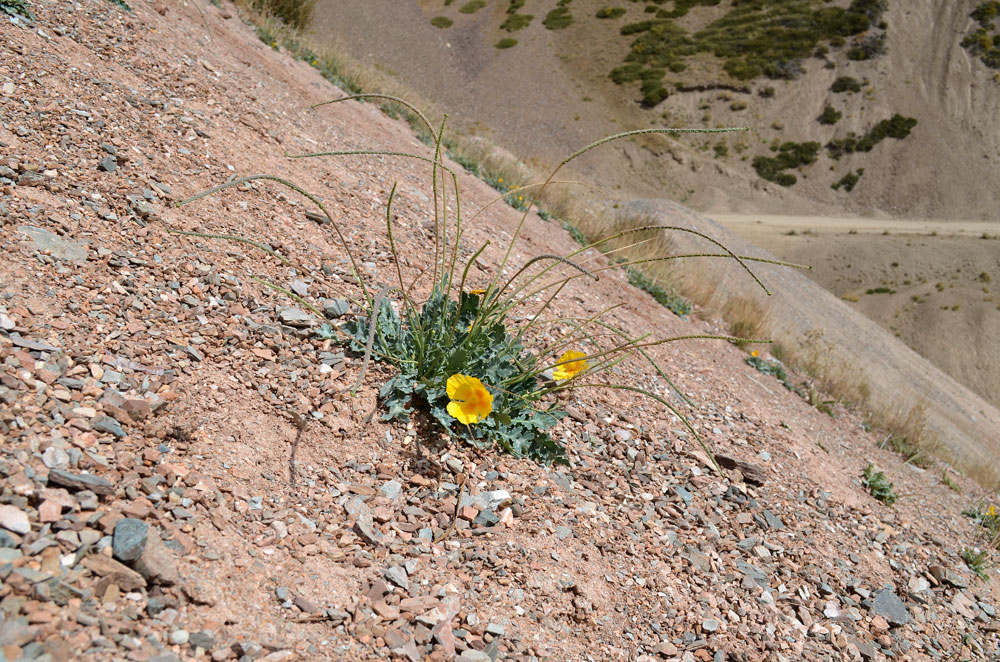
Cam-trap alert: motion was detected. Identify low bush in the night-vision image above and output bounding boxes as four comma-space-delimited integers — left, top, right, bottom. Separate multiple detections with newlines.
752, 141, 821, 186
831, 76, 862, 93
862, 463, 898, 506
596, 6, 626, 19
818, 104, 842, 125
543, 0, 574, 30
832, 168, 864, 192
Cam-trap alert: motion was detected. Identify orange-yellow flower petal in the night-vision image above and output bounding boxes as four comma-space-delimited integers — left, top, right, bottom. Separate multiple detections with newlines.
469, 288, 486, 296
553, 350, 588, 381
446, 374, 493, 424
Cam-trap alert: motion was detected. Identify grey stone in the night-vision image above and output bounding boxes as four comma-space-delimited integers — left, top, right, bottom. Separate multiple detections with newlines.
48, 469, 114, 496
290, 280, 309, 297
99, 156, 117, 172
762, 509, 785, 530
384, 565, 409, 591
188, 631, 215, 649
871, 588, 910, 626
702, 618, 719, 633
278, 307, 314, 328
275, 586, 289, 601
380, 480, 403, 501
93, 415, 126, 438
674, 486, 693, 507
459, 651, 491, 662
0, 620, 38, 647
322, 298, 350, 318
460, 490, 510, 512
929, 564, 968, 589
41, 446, 69, 470
18, 226, 88, 264
113, 518, 149, 562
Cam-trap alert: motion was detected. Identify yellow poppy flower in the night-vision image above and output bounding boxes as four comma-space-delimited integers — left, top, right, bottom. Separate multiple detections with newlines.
446, 374, 493, 425
990, 505, 997, 517
469, 288, 486, 296
553, 350, 588, 381
497, 177, 503, 183
751, 350, 759, 358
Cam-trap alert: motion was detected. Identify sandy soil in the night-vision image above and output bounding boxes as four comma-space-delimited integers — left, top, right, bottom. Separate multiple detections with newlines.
715, 213, 1000, 409
2, 1, 1000, 661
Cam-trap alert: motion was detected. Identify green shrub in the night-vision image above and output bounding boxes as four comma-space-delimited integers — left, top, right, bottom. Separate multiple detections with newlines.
961, 548, 990, 581
458, 0, 486, 14
544, 0, 574, 30
752, 141, 821, 187
818, 104, 842, 125
495, 37, 518, 49
713, 142, 728, 158
758, 85, 776, 98
862, 464, 898, 506
847, 33, 886, 60
627, 268, 691, 318
1, 0, 33, 19
831, 76, 863, 93
866, 286, 895, 294
431, 16, 453, 28
832, 168, 864, 192
501, 12, 533, 31
596, 6, 626, 19
610, 0, 881, 102
827, 114, 917, 158
963, 3, 1000, 68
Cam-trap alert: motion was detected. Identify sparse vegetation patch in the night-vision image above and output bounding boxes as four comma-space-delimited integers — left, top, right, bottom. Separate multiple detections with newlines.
830, 75, 862, 93
610, 0, 887, 104
596, 6, 626, 19
818, 104, 841, 125
544, 0, 574, 30
752, 141, 821, 187
862, 463, 898, 506
963, 1, 1000, 69
832, 168, 864, 192
431, 15, 453, 28
826, 114, 917, 159
1, 0, 33, 20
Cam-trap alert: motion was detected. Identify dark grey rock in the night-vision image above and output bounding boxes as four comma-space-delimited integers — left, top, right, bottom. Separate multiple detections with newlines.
871, 588, 910, 626
93, 415, 126, 438
322, 298, 350, 318
113, 518, 149, 562
99, 156, 117, 173
47, 469, 114, 496
188, 631, 215, 650
674, 486, 693, 507
762, 509, 785, 530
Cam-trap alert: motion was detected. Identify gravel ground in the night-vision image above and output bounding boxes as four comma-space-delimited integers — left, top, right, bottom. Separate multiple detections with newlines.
1, 1, 999, 661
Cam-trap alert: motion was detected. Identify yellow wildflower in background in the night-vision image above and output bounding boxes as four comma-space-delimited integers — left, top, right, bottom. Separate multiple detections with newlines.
446, 374, 493, 424
469, 288, 486, 296
553, 350, 588, 381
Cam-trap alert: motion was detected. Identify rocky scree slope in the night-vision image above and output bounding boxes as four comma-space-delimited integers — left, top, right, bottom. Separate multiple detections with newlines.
1, 1, 1000, 661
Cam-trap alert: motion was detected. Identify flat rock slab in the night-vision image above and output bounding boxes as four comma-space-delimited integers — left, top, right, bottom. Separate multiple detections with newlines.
872, 588, 910, 626
47, 469, 114, 496
18, 225, 88, 264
